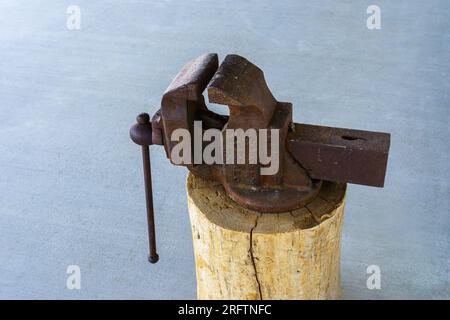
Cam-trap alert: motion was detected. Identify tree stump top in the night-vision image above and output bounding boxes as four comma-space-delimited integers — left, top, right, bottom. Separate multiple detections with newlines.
187, 174, 346, 234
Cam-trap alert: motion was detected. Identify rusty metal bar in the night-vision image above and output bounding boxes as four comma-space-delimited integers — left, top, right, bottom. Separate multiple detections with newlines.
287, 123, 390, 187
142, 145, 158, 263
130, 113, 159, 263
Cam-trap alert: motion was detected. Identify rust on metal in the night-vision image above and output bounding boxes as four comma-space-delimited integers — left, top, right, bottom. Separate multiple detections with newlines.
130, 113, 159, 263
287, 124, 390, 187
130, 53, 391, 263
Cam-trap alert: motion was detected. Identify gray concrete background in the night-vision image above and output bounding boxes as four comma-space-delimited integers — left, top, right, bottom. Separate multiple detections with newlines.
0, 0, 449, 299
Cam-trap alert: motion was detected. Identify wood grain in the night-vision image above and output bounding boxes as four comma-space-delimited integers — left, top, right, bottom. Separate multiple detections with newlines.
187, 173, 346, 300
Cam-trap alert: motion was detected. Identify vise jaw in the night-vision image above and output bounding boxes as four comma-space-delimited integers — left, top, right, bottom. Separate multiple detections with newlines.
130, 53, 390, 263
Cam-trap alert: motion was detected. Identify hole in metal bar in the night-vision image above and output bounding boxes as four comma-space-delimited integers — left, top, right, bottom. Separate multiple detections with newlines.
341, 135, 367, 141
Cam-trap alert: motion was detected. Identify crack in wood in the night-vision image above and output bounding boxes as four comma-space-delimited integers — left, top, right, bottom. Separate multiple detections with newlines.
249, 214, 263, 300
305, 205, 320, 224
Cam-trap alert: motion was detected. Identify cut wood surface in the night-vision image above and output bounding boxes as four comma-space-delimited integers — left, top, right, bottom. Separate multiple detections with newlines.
187, 173, 347, 300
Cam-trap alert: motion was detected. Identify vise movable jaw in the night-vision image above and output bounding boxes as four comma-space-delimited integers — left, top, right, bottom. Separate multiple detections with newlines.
130, 53, 390, 263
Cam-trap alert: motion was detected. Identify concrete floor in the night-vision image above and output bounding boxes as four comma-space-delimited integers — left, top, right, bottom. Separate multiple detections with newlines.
0, 0, 449, 299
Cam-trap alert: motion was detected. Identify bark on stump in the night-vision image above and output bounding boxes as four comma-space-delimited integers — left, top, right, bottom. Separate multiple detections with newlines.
186, 173, 346, 300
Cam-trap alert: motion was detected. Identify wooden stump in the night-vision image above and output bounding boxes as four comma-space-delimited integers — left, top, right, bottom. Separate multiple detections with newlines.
187, 173, 346, 300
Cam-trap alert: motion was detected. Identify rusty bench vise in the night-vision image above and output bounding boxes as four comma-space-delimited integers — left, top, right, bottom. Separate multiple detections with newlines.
130, 53, 390, 263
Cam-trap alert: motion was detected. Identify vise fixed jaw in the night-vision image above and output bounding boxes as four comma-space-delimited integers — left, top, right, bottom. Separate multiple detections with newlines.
130, 53, 390, 263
